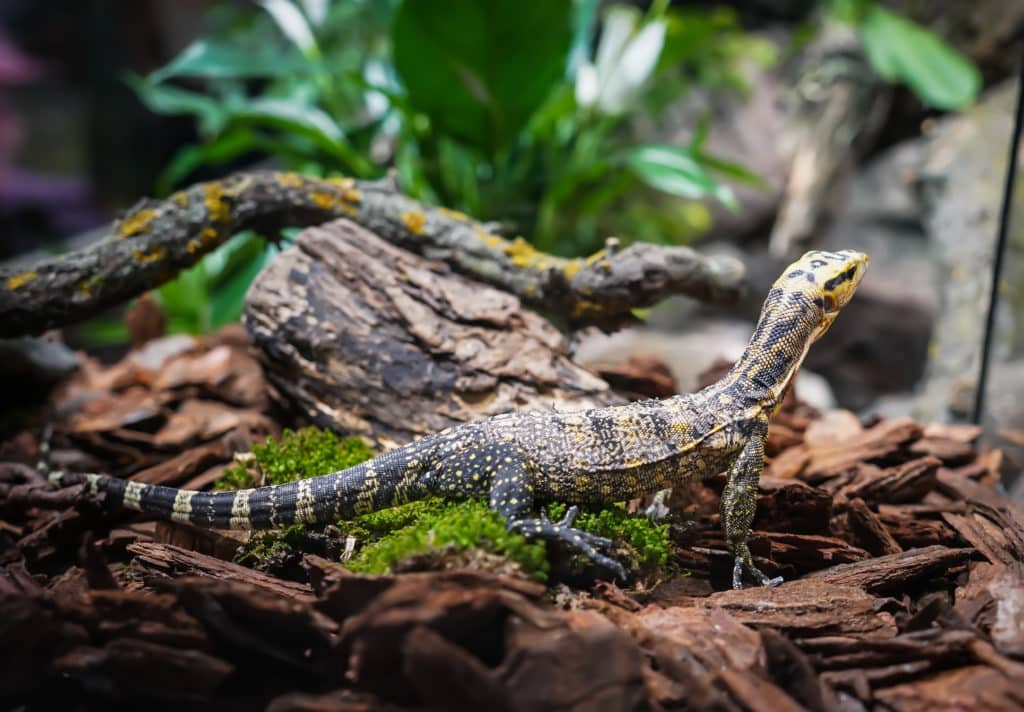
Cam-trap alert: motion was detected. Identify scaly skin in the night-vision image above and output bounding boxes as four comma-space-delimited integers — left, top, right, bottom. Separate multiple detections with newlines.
49, 249, 868, 588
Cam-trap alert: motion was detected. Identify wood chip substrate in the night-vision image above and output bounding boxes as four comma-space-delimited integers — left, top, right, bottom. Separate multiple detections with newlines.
1, 339, 1022, 710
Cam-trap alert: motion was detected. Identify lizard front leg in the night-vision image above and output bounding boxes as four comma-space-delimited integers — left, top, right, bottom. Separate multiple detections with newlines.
437, 442, 627, 580
721, 428, 783, 589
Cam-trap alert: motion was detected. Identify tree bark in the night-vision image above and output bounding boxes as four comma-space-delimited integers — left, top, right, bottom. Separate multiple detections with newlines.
245, 219, 621, 447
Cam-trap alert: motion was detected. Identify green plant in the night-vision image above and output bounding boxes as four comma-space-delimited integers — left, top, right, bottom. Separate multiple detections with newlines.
217, 426, 375, 490
133, 0, 768, 262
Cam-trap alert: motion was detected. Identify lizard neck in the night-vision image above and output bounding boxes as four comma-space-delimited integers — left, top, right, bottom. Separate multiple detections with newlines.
721, 287, 822, 410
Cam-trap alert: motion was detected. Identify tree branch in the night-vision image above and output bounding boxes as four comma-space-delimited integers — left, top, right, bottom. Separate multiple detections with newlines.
0, 171, 745, 336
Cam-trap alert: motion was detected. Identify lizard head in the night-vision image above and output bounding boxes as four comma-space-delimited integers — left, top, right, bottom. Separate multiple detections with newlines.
778, 249, 869, 340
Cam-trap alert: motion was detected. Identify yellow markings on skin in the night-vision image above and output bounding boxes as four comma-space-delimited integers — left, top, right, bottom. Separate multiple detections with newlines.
6, 271, 37, 290
402, 210, 426, 235
230, 490, 252, 529
392, 461, 422, 506
171, 490, 194, 523
117, 209, 158, 238
122, 481, 145, 511
132, 245, 166, 264
355, 464, 378, 515
295, 479, 316, 524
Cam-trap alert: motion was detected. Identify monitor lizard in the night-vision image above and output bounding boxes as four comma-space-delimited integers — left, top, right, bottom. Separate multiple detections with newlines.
48, 249, 868, 589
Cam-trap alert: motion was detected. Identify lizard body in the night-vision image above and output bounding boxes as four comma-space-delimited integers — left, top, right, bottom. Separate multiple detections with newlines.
49, 249, 867, 588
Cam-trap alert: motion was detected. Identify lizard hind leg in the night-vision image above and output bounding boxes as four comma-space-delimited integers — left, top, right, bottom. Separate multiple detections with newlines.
465, 443, 627, 580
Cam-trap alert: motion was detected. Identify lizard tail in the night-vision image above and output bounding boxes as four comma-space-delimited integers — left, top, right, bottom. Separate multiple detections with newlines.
48, 448, 431, 529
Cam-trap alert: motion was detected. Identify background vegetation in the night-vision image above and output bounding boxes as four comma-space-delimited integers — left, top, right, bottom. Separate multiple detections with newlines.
125, 0, 978, 334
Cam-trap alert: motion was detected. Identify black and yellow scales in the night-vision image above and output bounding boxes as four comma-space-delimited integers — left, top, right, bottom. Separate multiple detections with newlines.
50, 249, 867, 589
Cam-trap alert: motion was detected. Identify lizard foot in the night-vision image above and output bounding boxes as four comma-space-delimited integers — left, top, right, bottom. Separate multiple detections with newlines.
509, 506, 628, 581
731, 542, 784, 589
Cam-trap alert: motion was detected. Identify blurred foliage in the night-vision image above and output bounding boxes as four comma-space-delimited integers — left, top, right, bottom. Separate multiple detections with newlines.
134, 0, 770, 260
126, 0, 979, 335
827, 0, 980, 110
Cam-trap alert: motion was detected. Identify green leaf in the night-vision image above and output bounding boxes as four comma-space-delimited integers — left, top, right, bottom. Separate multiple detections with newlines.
859, 7, 980, 110
626, 144, 736, 209
697, 153, 767, 189
228, 97, 375, 175
148, 39, 306, 83
392, 0, 573, 154
128, 76, 227, 135
259, 0, 321, 59
209, 236, 274, 328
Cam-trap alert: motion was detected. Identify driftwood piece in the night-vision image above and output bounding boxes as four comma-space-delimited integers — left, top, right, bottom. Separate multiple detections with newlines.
0, 171, 745, 337
245, 219, 618, 445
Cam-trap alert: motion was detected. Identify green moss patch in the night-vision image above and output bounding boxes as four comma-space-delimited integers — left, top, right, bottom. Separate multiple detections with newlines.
344, 499, 550, 580
547, 502, 671, 571
217, 427, 375, 490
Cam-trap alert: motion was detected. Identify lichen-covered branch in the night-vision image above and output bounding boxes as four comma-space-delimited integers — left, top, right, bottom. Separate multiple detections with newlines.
0, 171, 744, 337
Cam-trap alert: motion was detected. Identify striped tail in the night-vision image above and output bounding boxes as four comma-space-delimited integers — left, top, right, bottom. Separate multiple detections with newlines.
47, 447, 432, 529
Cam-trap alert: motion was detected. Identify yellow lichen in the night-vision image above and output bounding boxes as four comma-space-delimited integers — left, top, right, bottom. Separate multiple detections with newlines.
200, 227, 220, 244
78, 275, 101, 298
503, 237, 552, 270
402, 210, 426, 235
276, 172, 306, 188
437, 206, 470, 222
171, 191, 190, 208
326, 177, 361, 203
562, 259, 583, 280
132, 246, 165, 264
187, 239, 200, 255
571, 299, 604, 319
203, 183, 233, 225
6, 271, 37, 290
310, 191, 339, 210
117, 209, 158, 238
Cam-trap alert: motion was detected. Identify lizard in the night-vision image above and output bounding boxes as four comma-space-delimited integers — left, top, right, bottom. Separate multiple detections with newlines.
47, 249, 868, 589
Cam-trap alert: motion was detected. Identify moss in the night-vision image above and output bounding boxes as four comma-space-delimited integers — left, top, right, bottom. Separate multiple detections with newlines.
345, 498, 550, 580
547, 502, 671, 571
217, 427, 375, 490
236, 523, 307, 568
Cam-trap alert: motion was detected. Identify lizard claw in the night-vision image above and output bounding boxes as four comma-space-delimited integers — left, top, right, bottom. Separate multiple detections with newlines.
732, 554, 783, 590
508, 512, 625, 580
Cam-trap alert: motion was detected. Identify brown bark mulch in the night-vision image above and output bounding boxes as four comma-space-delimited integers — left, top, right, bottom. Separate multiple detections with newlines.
1, 335, 1022, 711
